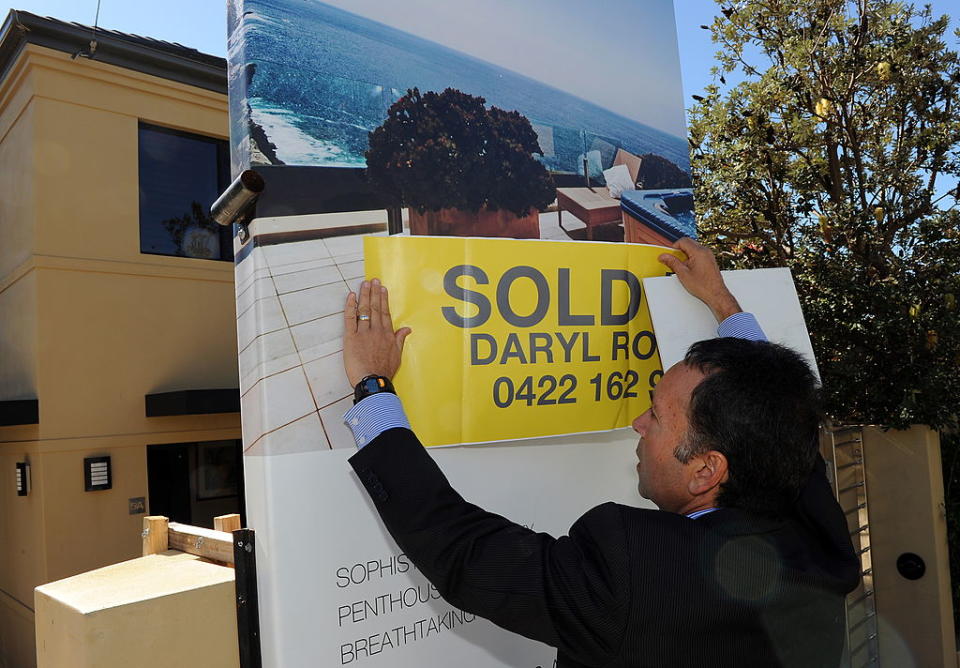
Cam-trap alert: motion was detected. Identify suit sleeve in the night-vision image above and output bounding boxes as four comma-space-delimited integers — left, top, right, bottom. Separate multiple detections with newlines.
349, 427, 630, 665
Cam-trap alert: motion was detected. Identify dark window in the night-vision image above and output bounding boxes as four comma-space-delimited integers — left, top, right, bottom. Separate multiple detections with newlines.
147, 440, 245, 528
138, 122, 233, 261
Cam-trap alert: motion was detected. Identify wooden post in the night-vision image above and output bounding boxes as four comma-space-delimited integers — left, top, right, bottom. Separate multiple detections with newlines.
142, 516, 169, 556
214, 514, 241, 533
168, 523, 236, 564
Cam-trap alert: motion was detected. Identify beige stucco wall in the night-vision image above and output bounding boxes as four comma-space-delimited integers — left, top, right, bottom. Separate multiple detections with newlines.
34, 268, 239, 441
0, 594, 36, 668
863, 425, 956, 667
0, 274, 37, 403
0, 60, 38, 403
0, 444, 46, 623
0, 45, 238, 668
0, 56, 35, 281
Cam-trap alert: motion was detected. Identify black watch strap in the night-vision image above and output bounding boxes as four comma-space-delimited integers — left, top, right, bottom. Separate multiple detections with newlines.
353, 375, 396, 404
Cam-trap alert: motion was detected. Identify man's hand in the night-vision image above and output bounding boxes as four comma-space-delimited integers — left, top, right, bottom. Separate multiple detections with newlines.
343, 278, 412, 387
658, 237, 742, 323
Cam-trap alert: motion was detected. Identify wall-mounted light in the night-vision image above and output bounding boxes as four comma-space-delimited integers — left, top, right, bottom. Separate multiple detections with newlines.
15, 462, 29, 496
84, 456, 111, 491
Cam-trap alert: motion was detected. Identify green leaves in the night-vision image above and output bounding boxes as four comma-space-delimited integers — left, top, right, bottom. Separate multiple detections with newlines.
691, 0, 960, 432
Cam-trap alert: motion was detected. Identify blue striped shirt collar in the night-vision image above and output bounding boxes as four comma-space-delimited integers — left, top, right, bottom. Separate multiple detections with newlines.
686, 507, 719, 519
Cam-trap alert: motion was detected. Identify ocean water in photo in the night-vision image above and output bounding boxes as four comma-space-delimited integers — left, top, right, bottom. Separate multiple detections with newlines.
234, 0, 690, 174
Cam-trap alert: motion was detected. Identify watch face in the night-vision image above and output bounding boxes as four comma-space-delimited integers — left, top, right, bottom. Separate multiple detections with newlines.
362, 377, 383, 393
355, 375, 394, 404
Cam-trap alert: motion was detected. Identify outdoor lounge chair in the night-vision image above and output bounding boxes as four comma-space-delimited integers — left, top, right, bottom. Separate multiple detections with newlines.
555, 148, 642, 240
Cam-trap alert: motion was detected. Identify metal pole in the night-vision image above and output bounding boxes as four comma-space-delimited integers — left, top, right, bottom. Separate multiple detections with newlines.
234, 528, 262, 668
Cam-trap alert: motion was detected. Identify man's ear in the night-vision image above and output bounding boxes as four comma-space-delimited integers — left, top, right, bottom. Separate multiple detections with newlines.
687, 450, 728, 497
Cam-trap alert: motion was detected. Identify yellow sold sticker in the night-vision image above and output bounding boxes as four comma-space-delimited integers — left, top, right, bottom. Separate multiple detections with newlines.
364, 236, 681, 446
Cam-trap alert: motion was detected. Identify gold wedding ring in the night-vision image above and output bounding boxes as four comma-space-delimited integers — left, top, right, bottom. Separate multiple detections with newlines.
357, 314, 371, 321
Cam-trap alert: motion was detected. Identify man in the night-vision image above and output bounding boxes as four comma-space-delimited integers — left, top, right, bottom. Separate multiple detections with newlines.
341, 238, 860, 667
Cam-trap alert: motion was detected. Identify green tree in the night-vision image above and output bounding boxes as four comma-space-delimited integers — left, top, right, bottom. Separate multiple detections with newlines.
690, 0, 960, 625
689, 0, 960, 433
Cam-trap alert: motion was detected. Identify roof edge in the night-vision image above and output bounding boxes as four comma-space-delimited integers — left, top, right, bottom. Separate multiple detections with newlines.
0, 10, 226, 94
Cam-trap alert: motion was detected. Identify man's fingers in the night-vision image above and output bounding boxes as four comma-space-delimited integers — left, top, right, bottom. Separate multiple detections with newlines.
673, 236, 702, 257
380, 284, 394, 330
357, 280, 372, 327
368, 278, 383, 326
658, 253, 685, 274
343, 292, 358, 335
396, 327, 412, 353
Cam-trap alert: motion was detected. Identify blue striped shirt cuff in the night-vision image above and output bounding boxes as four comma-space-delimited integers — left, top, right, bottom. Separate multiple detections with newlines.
344, 392, 411, 449
717, 311, 767, 341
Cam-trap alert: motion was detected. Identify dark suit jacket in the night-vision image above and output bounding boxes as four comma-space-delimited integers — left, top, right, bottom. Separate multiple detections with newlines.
350, 428, 861, 668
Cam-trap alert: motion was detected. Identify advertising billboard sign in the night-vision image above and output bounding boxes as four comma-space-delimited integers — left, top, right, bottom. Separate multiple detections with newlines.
227, 1, 692, 665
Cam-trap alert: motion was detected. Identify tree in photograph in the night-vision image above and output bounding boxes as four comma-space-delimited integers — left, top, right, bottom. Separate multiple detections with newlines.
366, 88, 555, 217
689, 0, 960, 433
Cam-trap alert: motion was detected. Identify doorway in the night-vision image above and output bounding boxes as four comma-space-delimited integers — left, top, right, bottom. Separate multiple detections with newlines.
146, 439, 245, 528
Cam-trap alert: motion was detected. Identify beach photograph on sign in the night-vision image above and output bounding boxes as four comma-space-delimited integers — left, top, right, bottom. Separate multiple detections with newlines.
227, 0, 693, 243
226, 0, 700, 453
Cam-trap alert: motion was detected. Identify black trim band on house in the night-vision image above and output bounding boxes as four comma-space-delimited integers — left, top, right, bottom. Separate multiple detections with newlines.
0, 399, 39, 426
145, 389, 240, 417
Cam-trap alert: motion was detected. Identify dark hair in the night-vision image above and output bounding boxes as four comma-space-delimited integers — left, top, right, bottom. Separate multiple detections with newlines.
677, 338, 821, 517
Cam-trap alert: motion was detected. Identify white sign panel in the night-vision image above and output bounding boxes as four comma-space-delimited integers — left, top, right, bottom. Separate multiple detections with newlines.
235, 219, 651, 667
244, 434, 642, 667
227, 0, 691, 663
644, 268, 820, 379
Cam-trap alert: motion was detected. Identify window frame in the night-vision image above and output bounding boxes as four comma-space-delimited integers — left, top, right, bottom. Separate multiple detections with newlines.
137, 121, 234, 262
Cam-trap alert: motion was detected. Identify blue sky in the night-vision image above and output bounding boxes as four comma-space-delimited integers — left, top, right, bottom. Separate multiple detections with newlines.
4, 0, 960, 132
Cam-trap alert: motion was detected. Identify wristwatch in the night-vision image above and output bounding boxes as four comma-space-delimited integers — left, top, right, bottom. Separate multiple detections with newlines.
353, 374, 396, 404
